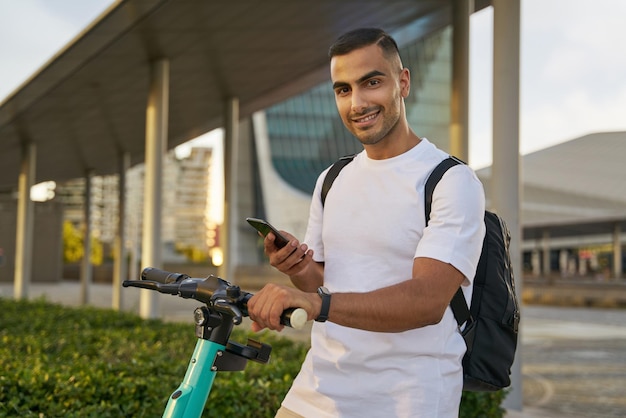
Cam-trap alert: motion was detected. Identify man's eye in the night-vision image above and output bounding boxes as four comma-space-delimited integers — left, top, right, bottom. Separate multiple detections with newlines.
367, 79, 380, 87
336, 87, 350, 95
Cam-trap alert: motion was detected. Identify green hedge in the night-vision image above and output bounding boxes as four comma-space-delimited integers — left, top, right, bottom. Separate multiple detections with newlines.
0, 298, 504, 417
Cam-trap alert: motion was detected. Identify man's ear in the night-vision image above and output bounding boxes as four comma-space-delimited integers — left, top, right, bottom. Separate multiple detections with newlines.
399, 67, 411, 98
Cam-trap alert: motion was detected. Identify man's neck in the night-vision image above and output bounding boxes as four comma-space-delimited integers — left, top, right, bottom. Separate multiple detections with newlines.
364, 130, 421, 160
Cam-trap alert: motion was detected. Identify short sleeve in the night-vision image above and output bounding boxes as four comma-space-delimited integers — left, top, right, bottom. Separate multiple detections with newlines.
414, 165, 486, 284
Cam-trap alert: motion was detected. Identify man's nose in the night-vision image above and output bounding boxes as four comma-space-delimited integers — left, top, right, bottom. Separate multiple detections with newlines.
351, 90, 368, 113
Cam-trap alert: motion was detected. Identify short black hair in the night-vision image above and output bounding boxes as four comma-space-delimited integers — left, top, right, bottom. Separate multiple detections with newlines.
328, 28, 400, 60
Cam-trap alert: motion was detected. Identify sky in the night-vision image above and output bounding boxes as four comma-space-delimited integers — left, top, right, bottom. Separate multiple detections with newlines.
1, 0, 626, 170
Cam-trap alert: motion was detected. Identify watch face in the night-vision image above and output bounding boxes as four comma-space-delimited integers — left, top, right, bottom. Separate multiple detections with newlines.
318, 286, 329, 296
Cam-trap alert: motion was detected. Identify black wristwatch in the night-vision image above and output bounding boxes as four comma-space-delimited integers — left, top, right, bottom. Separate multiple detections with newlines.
315, 286, 331, 322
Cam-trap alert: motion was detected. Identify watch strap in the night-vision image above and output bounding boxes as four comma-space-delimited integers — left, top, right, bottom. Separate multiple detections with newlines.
315, 287, 331, 322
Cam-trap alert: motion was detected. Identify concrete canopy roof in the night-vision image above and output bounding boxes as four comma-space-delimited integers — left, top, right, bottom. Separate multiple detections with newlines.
477, 131, 626, 240
0, 0, 489, 190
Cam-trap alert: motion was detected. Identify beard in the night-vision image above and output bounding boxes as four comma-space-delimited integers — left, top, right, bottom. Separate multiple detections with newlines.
347, 104, 402, 146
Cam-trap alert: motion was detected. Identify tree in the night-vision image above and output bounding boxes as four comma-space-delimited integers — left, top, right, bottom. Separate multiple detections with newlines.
62, 220, 103, 265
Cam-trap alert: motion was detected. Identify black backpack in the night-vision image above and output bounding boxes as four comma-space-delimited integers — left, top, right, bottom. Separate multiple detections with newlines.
321, 155, 520, 392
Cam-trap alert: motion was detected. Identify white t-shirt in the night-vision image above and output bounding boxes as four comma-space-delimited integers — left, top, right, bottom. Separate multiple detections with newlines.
282, 139, 486, 418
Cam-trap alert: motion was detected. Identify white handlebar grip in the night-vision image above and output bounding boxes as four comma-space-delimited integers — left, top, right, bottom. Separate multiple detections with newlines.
289, 308, 308, 330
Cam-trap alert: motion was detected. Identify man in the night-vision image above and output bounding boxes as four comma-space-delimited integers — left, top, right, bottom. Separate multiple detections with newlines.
247, 28, 485, 417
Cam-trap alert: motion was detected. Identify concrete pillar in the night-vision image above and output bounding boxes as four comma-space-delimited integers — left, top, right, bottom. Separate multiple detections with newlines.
14, 142, 36, 299
492, 0, 522, 410
450, 0, 471, 161
568, 256, 577, 277
219, 97, 239, 282
128, 194, 141, 292
614, 222, 623, 280
140, 59, 169, 319
542, 230, 551, 279
531, 249, 540, 277
80, 170, 94, 304
559, 249, 568, 277
112, 152, 130, 310
579, 253, 588, 276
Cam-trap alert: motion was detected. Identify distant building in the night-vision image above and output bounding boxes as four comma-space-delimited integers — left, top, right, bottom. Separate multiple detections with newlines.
478, 131, 626, 280
56, 175, 119, 244
55, 147, 219, 264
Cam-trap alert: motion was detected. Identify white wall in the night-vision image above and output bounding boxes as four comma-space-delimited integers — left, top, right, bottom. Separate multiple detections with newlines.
252, 112, 312, 241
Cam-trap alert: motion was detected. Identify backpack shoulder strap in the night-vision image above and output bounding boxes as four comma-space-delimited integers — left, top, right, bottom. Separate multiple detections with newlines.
424, 156, 464, 223
424, 156, 472, 327
321, 154, 355, 207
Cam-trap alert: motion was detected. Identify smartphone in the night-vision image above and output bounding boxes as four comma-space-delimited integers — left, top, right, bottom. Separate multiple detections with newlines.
246, 217, 290, 248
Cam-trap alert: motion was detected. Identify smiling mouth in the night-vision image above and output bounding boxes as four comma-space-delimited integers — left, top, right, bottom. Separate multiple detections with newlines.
352, 111, 379, 124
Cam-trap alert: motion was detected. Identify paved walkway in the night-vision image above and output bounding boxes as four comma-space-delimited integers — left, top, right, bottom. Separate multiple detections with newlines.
2, 281, 625, 418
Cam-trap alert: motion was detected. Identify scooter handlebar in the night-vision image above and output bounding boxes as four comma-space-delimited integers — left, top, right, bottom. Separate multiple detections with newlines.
124, 267, 308, 330
141, 267, 189, 284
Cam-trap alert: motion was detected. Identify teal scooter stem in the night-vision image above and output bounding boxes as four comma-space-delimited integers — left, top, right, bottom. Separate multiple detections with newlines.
162, 339, 224, 418
162, 305, 273, 418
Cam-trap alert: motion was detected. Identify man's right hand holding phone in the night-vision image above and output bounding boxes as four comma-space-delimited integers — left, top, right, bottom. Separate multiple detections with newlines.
246, 219, 326, 331
264, 229, 315, 278
250, 232, 323, 332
